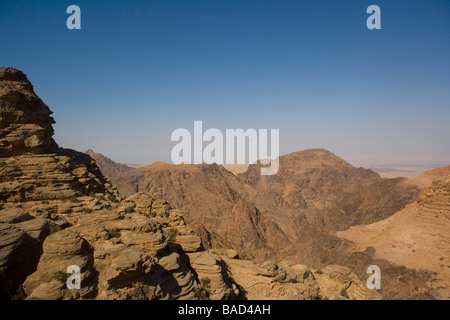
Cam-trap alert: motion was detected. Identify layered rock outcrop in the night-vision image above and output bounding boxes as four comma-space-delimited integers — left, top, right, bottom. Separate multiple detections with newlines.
0, 68, 205, 299
0, 67, 58, 156
0, 205, 49, 298
218, 256, 380, 300
23, 194, 206, 300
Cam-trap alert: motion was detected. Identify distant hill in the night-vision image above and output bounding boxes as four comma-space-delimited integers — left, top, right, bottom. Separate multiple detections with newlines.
239, 149, 418, 244
84, 149, 134, 178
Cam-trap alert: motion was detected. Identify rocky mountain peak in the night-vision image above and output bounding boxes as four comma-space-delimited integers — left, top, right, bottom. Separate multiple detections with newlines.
0, 67, 58, 156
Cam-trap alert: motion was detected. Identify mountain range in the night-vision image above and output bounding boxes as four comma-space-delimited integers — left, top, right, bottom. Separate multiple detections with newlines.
86, 146, 448, 299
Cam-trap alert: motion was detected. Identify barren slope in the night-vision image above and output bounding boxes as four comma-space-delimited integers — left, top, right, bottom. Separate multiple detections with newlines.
115, 162, 291, 260
337, 166, 450, 298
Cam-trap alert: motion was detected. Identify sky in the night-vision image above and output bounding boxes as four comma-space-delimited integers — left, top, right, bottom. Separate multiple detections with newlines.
1, 0, 449, 166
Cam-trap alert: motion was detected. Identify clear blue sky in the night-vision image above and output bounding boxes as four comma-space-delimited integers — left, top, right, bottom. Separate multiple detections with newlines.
1, 0, 449, 164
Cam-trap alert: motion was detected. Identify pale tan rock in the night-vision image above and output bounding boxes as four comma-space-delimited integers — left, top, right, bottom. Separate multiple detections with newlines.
314, 265, 381, 300
97, 248, 155, 300
225, 249, 239, 259
175, 235, 202, 253
188, 251, 238, 300
157, 249, 203, 300
222, 257, 319, 300
120, 230, 167, 256
126, 192, 153, 215
291, 264, 311, 282
15, 218, 48, 241
26, 280, 66, 300
23, 230, 96, 299
0, 151, 116, 202
0, 206, 50, 297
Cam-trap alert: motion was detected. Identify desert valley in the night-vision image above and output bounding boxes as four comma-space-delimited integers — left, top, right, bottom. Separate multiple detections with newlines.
0, 67, 448, 300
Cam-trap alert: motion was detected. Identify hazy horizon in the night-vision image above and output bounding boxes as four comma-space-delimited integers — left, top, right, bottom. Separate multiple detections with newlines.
1, 0, 449, 167
85, 147, 450, 177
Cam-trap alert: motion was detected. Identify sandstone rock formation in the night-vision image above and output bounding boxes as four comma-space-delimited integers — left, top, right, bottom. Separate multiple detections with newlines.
20, 193, 207, 300
0, 67, 58, 156
218, 256, 380, 300
188, 251, 240, 300
0, 205, 49, 298
0, 68, 117, 203
0, 68, 204, 300
313, 265, 381, 300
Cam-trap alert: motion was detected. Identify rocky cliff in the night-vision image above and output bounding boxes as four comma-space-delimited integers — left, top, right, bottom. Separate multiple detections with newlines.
0, 68, 206, 299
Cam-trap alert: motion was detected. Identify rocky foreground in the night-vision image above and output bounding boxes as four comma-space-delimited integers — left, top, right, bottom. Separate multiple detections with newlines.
0, 67, 380, 300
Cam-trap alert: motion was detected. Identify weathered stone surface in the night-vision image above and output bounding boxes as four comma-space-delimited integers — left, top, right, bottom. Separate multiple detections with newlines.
0, 206, 32, 224
123, 192, 153, 215
188, 251, 239, 300
222, 257, 319, 300
15, 217, 48, 241
0, 67, 58, 156
20, 194, 206, 300
222, 258, 379, 300
291, 264, 311, 282
0, 205, 49, 298
313, 265, 381, 300
156, 248, 203, 300
0, 151, 115, 202
97, 248, 156, 300
225, 249, 239, 259
23, 230, 96, 300
175, 235, 202, 253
